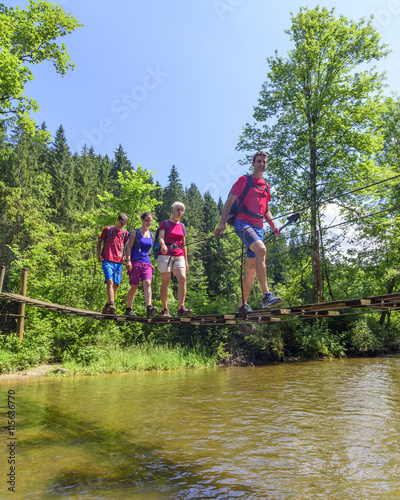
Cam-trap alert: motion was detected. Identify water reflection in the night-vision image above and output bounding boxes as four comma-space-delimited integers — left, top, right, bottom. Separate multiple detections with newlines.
1, 358, 400, 498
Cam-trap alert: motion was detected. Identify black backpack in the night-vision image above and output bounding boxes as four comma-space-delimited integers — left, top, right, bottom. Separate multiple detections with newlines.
226, 175, 253, 226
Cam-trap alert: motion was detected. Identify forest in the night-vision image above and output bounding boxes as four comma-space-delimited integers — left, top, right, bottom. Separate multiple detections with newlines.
0, 3, 399, 373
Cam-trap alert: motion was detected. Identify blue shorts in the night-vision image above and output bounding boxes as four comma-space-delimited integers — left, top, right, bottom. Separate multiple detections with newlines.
234, 220, 264, 258
102, 260, 123, 284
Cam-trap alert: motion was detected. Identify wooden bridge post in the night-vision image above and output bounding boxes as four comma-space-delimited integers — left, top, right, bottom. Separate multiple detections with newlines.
17, 268, 29, 342
0, 264, 5, 294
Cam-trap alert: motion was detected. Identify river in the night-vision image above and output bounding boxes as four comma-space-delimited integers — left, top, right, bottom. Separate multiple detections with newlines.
1, 357, 400, 499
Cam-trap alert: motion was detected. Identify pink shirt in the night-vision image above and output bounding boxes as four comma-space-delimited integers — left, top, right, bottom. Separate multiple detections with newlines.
159, 220, 185, 257
231, 175, 271, 227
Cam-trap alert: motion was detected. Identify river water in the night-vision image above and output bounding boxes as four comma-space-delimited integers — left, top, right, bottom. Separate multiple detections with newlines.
1, 357, 400, 499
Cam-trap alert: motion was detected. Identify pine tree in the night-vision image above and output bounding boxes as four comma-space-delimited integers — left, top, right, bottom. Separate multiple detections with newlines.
151, 181, 164, 223
217, 196, 224, 214
159, 165, 185, 221
46, 125, 76, 226
202, 191, 220, 231
0, 124, 52, 264
199, 191, 241, 298
75, 144, 99, 211
97, 153, 114, 195
184, 183, 205, 232
110, 145, 133, 196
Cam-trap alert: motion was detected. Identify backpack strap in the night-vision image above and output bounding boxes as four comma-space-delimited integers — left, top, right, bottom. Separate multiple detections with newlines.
135, 228, 141, 252
128, 228, 143, 260
240, 175, 253, 204
163, 219, 169, 242
102, 226, 114, 255
103, 226, 128, 255
237, 175, 269, 220
164, 219, 186, 243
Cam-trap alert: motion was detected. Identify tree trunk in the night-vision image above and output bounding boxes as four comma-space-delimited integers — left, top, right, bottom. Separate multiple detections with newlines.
309, 139, 320, 303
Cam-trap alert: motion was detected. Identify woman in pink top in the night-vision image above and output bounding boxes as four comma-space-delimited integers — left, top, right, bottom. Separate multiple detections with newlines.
157, 201, 192, 318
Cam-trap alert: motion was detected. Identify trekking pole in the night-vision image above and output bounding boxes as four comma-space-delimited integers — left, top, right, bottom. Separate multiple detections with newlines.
264, 212, 301, 246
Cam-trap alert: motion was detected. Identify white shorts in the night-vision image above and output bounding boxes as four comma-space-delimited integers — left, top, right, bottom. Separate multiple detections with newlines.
157, 255, 186, 273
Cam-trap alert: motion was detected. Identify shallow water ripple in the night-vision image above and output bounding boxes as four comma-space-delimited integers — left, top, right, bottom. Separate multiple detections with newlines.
1, 358, 400, 498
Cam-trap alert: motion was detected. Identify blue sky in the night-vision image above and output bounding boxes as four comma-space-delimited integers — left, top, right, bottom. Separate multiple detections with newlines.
8, 0, 400, 202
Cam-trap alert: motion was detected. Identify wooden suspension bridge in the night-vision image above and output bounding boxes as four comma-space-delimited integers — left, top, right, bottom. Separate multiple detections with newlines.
1, 267, 400, 339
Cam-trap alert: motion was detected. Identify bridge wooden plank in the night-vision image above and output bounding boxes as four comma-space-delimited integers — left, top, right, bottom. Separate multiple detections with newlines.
1, 291, 399, 325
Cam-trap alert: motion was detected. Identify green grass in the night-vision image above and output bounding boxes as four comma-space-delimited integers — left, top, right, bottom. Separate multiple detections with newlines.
0, 350, 18, 373
62, 342, 219, 375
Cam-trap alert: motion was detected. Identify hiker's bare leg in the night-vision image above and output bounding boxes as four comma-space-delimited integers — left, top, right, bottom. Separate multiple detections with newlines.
106, 280, 119, 303
173, 267, 186, 309
250, 239, 268, 295
160, 272, 171, 310
240, 258, 256, 306
126, 284, 138, 308
143, 280, 152, 306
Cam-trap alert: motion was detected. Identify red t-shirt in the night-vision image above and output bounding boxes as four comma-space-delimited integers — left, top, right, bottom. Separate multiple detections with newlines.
231, 175, 271, 227
159, 220, 185, 257
100, 226, 128, 263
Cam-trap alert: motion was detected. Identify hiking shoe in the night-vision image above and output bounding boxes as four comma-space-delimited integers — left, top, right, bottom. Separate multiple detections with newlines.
262, 292, 282, 308
237, 303, 253, 314
161, 309, 170, 318
102, 303, 111, 314
125, 308, 137, 317
108, 302, 117, 315
147, 305, 157, 317
177, 306, 193, 317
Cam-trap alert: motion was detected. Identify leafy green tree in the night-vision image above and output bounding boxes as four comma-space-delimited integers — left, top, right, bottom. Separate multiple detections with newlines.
237, 6, 389, 302
344, 96, 400, 326
0, 1, 82, 135
98, 165, 161, 231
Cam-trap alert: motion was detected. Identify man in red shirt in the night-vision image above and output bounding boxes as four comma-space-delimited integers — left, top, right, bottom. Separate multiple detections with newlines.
97, 213, 128, 314
215, 152, 281, 313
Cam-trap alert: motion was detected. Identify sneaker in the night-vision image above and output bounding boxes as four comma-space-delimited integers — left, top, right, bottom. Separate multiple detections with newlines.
108, 302, 117, 315
262, 292, 282, 308
161, 309, 170, 318
125, 308, 137, 317
237, 303, 253, 314
102, 303, 111, 314
177, 306, 193, 317
147, 305, 157, 317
